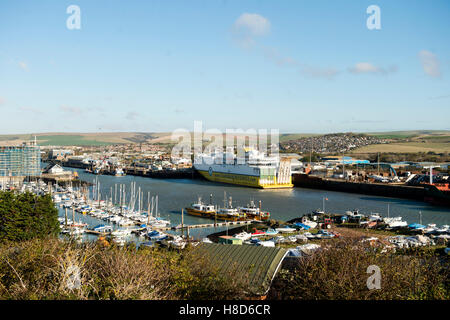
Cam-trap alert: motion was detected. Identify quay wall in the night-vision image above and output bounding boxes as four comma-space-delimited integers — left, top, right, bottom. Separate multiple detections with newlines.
292, 173, 426, 201
44, 160, 201, 179
123, 167, 200, 179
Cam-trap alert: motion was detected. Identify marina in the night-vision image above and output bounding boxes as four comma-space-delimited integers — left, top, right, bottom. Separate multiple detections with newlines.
4, 164, 450, 248
67, 166, 450, 228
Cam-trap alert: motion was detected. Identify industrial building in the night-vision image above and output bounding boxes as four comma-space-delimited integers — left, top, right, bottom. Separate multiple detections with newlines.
320, 156, 370, 165
0, 141, 41, 178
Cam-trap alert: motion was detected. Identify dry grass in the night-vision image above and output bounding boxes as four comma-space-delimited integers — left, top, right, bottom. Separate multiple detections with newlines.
351, 142, 450, 153
0, 238, 246, 300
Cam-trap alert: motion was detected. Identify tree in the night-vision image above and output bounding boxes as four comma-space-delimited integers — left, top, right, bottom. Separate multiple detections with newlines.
0, 191, 59, 242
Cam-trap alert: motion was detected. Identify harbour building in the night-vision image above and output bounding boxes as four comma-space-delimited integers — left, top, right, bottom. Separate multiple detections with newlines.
0, 141, 41, 179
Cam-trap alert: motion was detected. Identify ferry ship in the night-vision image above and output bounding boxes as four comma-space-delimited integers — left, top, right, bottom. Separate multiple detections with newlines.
193, 148, 293, 188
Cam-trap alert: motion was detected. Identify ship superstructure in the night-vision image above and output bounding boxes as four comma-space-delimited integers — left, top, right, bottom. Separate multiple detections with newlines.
194, 148, 293, 188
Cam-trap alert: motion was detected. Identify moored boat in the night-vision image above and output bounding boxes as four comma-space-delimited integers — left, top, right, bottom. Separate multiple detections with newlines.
237, 200, 270, 221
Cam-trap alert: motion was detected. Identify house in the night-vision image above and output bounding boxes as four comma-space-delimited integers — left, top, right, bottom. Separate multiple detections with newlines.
218, 235, 243, 245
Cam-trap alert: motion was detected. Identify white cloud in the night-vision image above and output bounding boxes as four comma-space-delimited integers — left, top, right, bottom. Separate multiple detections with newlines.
59, 105, 83, 116
261, 46, 339, 79
232, 14, 339, 80
19, 106, 43, 115
233, 13, 271, 36
125, 111, 139, 121
418, 50, 441, 78
300, 65, 340, 79
232, 13, 271, 48
348, 62, 397, 75
349, 62, 379, 73
0, 97, 5, 105
262, 47, 297, 67
18, 61, 28, 71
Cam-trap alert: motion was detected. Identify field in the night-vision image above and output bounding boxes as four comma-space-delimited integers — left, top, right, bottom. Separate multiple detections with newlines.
367, 130, 450, 140
0, 132, 172, 146
353, 131, 450, 154
352, 142, 450, 153
279, 133, 321, 142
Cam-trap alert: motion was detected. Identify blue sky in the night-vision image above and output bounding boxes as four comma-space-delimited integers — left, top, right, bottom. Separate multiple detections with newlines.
0, 0, 449, 134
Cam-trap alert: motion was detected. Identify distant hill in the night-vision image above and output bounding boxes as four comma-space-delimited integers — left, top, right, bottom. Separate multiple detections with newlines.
0, 132, 172, 146
0, 130, 449, 151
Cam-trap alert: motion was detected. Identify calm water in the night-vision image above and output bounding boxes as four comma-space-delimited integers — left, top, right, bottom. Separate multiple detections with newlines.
59, 167, 450, 241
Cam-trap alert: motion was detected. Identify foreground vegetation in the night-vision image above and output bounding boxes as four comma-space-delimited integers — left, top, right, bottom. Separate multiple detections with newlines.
269, 239, 449, 300
0, 238, 247, 300
1, 190, 448, 300
0, 191, 59, 242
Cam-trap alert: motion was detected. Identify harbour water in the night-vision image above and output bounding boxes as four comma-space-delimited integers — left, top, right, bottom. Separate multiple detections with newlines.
58, 167, 450, 243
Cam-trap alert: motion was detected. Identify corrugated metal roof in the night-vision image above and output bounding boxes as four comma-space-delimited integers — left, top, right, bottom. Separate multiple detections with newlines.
197, 243, 287, 296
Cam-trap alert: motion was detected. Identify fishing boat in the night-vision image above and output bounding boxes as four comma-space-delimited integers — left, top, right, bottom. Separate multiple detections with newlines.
237, 200, 270, 221
185, 196, 216, 218
215, 195, 245, 221
216, 206, 241, 221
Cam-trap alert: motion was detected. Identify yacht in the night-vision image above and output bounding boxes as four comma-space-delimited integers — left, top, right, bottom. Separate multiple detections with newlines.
383, 217, 408, 228
234, 231, 252, 241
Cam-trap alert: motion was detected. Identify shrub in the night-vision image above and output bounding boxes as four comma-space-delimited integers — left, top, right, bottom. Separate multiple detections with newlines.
0, 191, 59, 242
268, 239, 449, 300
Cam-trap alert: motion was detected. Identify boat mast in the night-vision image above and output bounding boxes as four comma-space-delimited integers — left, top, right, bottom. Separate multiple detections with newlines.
223, 191, 227, 209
